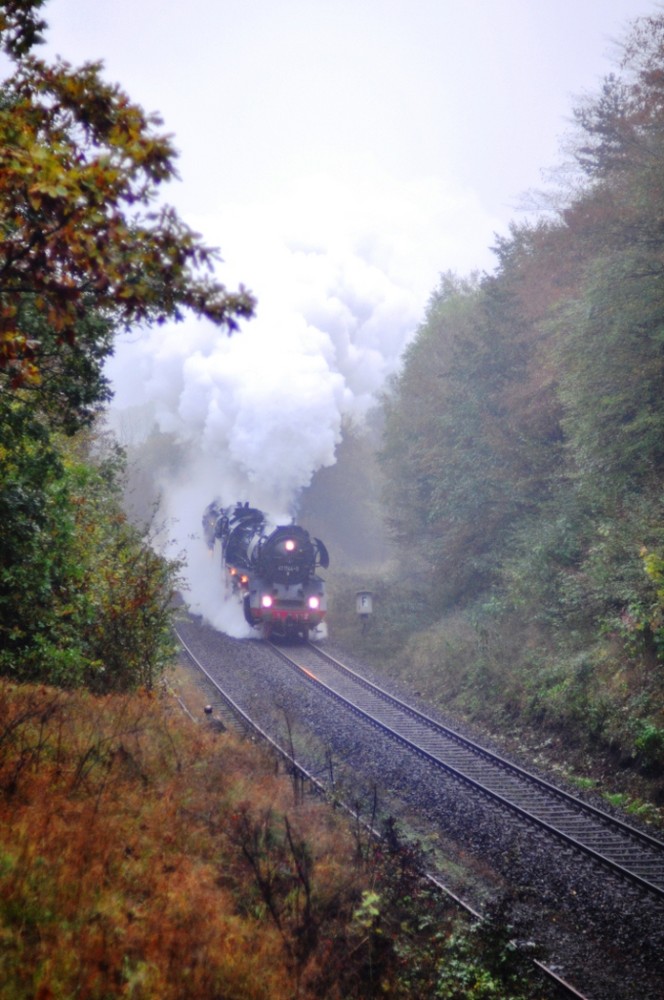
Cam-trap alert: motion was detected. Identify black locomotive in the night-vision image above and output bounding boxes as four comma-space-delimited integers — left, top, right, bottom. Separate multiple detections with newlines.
203, 501, 329, 640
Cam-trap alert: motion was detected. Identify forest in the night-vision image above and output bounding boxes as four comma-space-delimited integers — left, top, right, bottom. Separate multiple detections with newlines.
1, 2, 664, 995
316, 12, 664, 799
0, 6, 542, 996
1, 1, 660, 792
0, 1, 254, 690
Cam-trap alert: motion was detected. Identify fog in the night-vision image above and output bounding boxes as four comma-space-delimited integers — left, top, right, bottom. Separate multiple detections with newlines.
107, 171, 476, 628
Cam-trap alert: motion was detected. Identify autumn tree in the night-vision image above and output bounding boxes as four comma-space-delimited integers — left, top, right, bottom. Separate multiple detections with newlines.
0, 1, 254, 688
559, 17, 664, 496
380, 252, 566, 609
376, 12, 664, 771
0, 0, 254, 426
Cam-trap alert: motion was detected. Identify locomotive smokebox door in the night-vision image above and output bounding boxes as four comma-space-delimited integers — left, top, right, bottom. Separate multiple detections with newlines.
356, 591, 373, 617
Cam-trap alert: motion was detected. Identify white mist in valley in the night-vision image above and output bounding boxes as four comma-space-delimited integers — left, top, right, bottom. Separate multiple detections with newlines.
106, 169, 498, 632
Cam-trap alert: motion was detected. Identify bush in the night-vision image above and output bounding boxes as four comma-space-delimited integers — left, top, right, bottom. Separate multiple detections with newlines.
0, 418, 182, 691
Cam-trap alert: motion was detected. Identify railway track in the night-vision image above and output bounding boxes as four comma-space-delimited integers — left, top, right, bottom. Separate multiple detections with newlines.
267, 640, 664, 901
175, 621, 590, 999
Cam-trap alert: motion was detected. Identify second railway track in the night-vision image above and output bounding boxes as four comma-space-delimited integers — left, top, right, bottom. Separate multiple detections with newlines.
268, 639, 664, 900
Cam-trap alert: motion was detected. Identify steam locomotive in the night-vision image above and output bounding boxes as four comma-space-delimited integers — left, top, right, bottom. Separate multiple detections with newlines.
202, 501, 329, 640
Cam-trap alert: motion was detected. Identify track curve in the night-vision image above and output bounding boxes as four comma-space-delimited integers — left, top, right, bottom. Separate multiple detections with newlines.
173, 615, 664, 998
268, 640, 664, 900
175, 620, 592, 999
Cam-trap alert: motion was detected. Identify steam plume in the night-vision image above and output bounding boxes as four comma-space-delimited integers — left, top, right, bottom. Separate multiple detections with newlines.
107, 168, 499, 630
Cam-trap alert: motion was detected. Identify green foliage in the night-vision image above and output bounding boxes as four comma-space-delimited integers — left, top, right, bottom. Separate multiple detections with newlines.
0, 5, 251, 693
349, 822, 539, 999
380, 274, 494, 606
61, 441, 184, 691
380, 259, 565, 610
10, 295, 115, 433
373, 11, 664, 785
0, 2, 254, 407
327, 571, 435, 662
0, 399, 72, 672
555, 251, 664, 492
0, 410, 182, 690
641, 545, 664, 655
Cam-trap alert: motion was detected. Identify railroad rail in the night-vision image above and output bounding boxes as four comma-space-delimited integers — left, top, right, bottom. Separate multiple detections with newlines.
174, 620, 590, 998
267, 640, 664, 900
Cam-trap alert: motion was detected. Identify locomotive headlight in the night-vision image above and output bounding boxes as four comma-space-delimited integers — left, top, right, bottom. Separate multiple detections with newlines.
261, 595, 273, 608
284, 539, 296, 552
307, 595, 320, 610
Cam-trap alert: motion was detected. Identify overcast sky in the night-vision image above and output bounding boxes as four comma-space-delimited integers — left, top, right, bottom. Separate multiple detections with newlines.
43, 1, 647, 278
39, 1, 652, 425
42, 0, 651, 440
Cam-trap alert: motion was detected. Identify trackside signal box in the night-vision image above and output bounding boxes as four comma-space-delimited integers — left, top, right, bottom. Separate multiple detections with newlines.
356, 591, 373, 617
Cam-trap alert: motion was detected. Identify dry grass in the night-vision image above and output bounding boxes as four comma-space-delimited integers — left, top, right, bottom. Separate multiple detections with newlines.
0, 667, 535, 999
0, 676, 367, 999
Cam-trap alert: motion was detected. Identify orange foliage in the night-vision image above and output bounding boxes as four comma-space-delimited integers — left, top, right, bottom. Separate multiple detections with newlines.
0, 678, 364, 999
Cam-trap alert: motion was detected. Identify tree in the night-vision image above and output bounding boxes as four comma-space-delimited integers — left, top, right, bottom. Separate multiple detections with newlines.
0, 406, 184, 690
380, 254, 567, 609
0, 1, 48, 58
0, 2, 254, 689
0, 1, 255, 427
379, 274, 492, 605
555, 14, 664, 499
573, 14, 664, 181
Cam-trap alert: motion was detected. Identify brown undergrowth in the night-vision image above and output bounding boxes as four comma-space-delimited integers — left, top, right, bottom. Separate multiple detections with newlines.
0, 677, 367, 999
0, 673, 545, 999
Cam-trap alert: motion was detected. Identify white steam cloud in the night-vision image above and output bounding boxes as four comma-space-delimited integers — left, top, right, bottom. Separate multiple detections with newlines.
107, 167, 500, 629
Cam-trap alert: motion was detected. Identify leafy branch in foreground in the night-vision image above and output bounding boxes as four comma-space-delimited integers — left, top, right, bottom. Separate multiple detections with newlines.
0, 4, 255, 414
